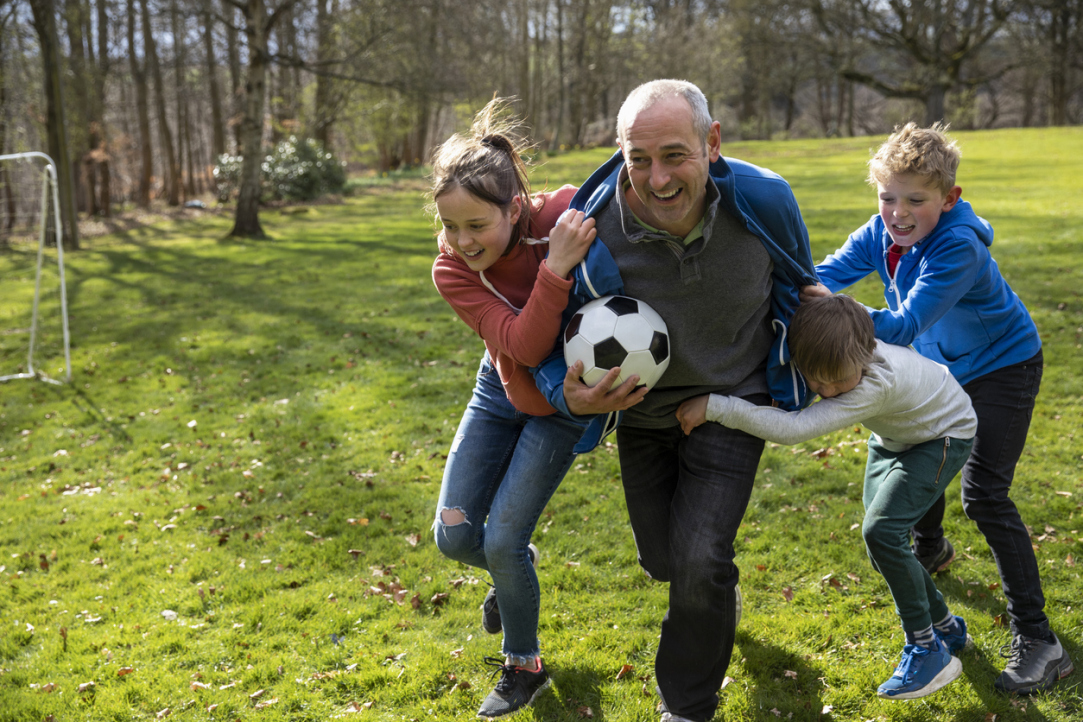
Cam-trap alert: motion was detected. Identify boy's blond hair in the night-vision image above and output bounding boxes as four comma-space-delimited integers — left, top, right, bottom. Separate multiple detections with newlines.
790, 295, 876, 384
867, 122, 961, 195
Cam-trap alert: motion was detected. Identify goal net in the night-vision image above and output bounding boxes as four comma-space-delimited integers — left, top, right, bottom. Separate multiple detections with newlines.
0, 152, 71, 384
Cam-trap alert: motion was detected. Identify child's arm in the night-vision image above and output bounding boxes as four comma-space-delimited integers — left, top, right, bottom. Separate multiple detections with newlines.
544, 210, 595, 279
682, 381, 885, 445
676, 395, 709, 435
866, 238, 986, 346
813, 219, 882, 292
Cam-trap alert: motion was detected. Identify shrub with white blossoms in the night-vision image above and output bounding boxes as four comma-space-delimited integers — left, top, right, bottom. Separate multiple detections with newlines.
213, 137, 346, 203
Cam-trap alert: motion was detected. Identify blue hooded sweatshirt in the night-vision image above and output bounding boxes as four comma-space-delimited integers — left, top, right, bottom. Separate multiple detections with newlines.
532, 150, 820, 450
816, 200, 1040, 385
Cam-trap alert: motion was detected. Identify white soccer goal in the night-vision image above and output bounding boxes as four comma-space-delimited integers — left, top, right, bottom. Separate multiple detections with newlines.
0, 151, 72, 385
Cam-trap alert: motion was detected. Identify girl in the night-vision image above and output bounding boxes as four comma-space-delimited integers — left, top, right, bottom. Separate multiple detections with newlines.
429, 100, 600, 719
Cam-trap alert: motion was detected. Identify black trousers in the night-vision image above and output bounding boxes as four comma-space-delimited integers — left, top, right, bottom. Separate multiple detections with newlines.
913, 350, 1050, 639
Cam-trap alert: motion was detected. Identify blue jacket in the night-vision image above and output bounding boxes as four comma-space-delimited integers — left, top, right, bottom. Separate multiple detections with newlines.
534, 150, 820, 450
816, 200, 1040, 385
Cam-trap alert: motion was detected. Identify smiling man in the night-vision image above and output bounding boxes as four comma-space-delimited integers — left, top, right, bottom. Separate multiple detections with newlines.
532, 80, 819, 722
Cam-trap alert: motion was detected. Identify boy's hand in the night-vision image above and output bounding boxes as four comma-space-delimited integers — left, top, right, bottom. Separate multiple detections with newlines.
676, 395, 709, 436
799, 283, 831, 303
545, 210, 596, 279
563, 361, 647, 415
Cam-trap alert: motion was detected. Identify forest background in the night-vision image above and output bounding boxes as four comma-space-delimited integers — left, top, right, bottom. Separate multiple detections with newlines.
2, 0, 1083, 246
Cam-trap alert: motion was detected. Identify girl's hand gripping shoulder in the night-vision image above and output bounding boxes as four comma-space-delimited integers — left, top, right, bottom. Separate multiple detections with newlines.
544, 210, 596, 279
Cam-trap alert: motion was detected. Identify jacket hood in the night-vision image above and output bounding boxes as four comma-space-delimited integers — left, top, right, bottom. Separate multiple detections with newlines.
936, 200, 994, 248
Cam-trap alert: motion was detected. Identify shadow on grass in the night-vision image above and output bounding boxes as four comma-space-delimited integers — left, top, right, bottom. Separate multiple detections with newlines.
955, 640, 1056, 721
735, 633, 827, 720
536, 662, 611, 721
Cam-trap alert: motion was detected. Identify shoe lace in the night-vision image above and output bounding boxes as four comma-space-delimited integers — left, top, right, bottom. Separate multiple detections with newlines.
894, 644, 931, 681
484, 656, 519, 694
999, 635, 1037, 668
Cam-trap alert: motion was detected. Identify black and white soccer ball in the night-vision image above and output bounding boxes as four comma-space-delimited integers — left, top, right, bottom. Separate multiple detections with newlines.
563, 295, 670, 389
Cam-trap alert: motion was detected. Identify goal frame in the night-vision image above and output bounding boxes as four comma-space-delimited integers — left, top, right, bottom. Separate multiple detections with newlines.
0, 151, 72, 385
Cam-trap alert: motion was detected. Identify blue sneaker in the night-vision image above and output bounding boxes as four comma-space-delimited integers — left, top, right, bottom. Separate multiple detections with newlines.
877, 637, 962, 700
935, 615, 972, 655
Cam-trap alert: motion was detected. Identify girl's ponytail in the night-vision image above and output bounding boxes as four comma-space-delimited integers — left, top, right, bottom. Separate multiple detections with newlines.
429, 99, 535, 252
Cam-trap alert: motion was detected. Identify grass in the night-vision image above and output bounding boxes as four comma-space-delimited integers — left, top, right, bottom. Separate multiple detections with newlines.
1, 127, 1081, 721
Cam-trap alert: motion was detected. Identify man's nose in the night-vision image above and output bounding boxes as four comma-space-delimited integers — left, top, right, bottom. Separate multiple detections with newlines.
650, 163, 671, 188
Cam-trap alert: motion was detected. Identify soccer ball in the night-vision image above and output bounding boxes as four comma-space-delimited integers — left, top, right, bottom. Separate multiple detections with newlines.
563, 295, 670, 389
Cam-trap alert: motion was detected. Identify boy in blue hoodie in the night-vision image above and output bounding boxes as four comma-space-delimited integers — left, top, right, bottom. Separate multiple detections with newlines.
802, 123, 1073, 695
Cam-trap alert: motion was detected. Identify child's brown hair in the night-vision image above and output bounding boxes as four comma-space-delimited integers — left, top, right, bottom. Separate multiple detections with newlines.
428, 99, 534, 253
790, 294, 876, 384
867, 122, 961, 195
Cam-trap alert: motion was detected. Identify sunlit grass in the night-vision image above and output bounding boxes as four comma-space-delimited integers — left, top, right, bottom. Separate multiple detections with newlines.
1, 128, 1081, 721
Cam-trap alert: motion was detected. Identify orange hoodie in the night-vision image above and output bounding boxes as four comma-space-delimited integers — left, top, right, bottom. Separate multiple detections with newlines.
432, 185, 577, 416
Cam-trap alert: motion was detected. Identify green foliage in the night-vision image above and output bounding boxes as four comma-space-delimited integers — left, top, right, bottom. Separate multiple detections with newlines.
213, 137, 346, 203
1, 129, 1082, 721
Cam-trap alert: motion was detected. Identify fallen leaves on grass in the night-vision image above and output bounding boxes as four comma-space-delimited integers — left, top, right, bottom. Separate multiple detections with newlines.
616, 664, 635, 680
117, 667, 135, 676
156, 708, 171, 719
784, 670, 798, 679
782, 587, 794, 602
405, 533, 420, 547
77, 681, 95, 693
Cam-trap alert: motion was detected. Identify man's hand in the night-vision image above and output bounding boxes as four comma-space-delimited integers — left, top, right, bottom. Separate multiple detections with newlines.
563, 361, 648, 416
675, 395, 709, 435
799, 283, 831, 303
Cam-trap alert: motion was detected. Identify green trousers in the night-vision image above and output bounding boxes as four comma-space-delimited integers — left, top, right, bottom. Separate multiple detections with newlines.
863, 435, 974, 632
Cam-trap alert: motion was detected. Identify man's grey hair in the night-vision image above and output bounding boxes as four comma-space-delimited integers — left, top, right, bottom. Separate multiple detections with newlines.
616, 79, 712, 147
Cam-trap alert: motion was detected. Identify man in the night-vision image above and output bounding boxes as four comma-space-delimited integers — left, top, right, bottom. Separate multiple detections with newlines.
533, 80, 818, 721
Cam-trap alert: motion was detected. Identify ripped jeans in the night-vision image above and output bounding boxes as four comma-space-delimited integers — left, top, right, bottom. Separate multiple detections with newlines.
433, 355, 584, 663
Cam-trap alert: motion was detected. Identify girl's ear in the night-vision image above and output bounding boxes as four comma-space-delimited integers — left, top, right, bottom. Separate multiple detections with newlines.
507, 195, 523, 226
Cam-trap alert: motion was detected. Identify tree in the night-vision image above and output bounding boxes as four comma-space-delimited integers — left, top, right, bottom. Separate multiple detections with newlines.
28, 0, 80, 250
823, 0, 1017, 124
226, 0, 301, 239
141, 0, 180, 206
127, 0, 153, 207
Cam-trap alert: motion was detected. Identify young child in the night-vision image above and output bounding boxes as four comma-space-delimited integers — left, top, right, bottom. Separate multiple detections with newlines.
428, 99, 600, 719
802, 123, 1073, 694
676, 294, 976, 700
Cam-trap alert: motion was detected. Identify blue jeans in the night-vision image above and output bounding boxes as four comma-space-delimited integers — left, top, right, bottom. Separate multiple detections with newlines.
616, 404, 767, 722
433, 355, 584, 664
864, 435, 973, 632
912, 350, 1050, 638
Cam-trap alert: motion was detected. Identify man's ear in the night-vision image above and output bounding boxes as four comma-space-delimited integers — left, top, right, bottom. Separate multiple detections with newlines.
942, 185, 962, 212
706, 121, 722, 163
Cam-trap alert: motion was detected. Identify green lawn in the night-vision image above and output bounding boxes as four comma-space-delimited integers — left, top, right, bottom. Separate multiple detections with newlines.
1, 128, 1081, 721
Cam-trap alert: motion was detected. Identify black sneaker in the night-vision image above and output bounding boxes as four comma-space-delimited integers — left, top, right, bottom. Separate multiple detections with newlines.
995, 632, 1074, 694
481, 543, 538, 635
477, 656, 550, 719
913, 537, 955, 575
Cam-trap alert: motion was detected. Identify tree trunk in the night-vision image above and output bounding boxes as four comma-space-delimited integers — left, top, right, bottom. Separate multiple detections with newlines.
127, 0, 152, 207
202, 0, 226, 157
312, 0, 333, 147
223, 0, 243, 151
28, 0, 81, 249
924, 83, 947, 126
94, 0, 111, 216
1049, 1, 1070, 126
230, 0, 271, 239
64, 0, 90, 214
171, 0, 189, 201
142, 0, 180, 206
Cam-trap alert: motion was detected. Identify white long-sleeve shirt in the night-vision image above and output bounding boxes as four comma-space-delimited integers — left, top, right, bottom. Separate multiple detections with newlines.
706, 341, 977, 452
